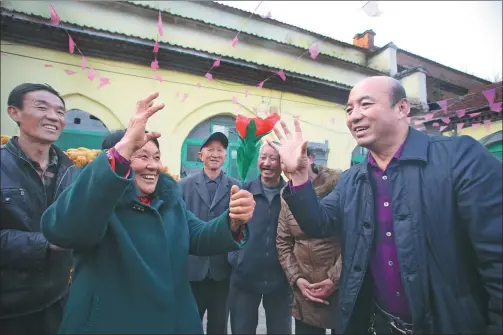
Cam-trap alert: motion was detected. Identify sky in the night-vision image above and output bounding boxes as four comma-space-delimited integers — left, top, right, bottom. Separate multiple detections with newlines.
217, 1, 502, 82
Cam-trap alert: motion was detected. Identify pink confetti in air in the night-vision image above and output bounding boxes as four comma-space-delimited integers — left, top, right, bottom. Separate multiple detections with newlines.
472, 123, 480, 130
68, 35, 75, 54
205, 73, 213, 81
244, 90, 249, 97
64, 69, 76, 75
276, 70, 286, 81
157, 11, 164, 36
50, 5, 60, 25
81, 56, 86, 70
44, 64, 53, 68
196, 82, 201, 88
437, 100, 448, 113
441, 117, 450, 124
257, 81, 265, 88
153, 40, 159, 53
455, 109, 466, 118
309, 44, 320, 60
470, 112, 481, 118
151, 60, 159, 71
87, 67, 97, 81
490, 102, 502, 113
456, 123, 464, 132
99, 77, 110, 89
182, 93, 189, 102
213, 57, 221, 68
432, 122, 440, 127
232, 35, 239, 47
439, 125, 448, 132
482, 88, 496, 105
232, 96, 238, 104
483, 120, 491, 130
153, 74, 164, 83
424, 113, 434, 121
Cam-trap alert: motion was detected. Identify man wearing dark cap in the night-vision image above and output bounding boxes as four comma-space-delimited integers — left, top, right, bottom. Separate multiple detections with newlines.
178, 131, 239, 334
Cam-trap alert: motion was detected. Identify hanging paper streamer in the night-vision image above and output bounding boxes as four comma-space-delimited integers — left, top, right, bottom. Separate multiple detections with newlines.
309, 44, 320, 60
484, 120, 491, 131
234, 113, 280, 185
441, 117, 450, 124
204, 73, 213, 81
482, 88, 496, 105
455, 109, 466, 118
440, 125, 448, 132
276, 70, 286, 81
456, 123, 464, 133
157, 11, 164, 36
232, 35, 239, 47
213, 57, 221, 68
81, 56, 87, 70
424, 113, 434, 121
490, 102, 502, 113
64, 69, 76, 75
470, 112, 481, 118
432, 122, 439, 127
99, 77, 110, 89
153, 74, 164, 83
472, 123, 480, 130
437, 100, 448, 114
68, 35, 75, 54
153, 40, 159, 53
50, 5, 60, 25
151, 60, 159, 70
257, 81, 265, 89
87, 67, 97, 81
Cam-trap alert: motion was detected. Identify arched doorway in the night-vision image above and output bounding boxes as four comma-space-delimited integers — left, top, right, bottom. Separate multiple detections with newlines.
54, 109, 110, 150
180, 115, 260, 181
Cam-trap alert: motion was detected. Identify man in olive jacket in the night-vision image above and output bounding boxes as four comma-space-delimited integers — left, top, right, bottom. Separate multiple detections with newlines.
269, 76, 502, 334
1, 83, 77, 335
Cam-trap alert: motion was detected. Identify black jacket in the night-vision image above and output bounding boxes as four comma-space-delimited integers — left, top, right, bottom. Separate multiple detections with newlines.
228, 176, 289, 294
283, 128, 502, 334
1, 138, 78, 318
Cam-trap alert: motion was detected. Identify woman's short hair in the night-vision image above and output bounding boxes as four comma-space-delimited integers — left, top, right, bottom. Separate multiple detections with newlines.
101, 130, 160, 150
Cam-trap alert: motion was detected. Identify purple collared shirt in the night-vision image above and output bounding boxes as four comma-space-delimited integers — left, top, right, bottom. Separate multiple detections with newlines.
367, 145, 412, 322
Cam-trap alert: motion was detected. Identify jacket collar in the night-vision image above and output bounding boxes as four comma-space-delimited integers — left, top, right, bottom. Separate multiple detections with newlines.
248, 175, 286, 196
194, 169, 231, 209
120, 171, 181, 209
356, 127, 429, 180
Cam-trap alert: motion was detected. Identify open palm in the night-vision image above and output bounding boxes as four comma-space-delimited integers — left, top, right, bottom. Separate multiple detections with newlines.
267, 119, 309, 178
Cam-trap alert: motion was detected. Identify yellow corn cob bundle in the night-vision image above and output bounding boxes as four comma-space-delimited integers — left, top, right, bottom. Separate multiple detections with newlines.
1, 135, 11, 145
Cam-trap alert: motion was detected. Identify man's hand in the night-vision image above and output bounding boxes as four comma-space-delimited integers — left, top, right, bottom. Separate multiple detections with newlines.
309, 278, 336, 299
48, 243, 68, 252
296, 278, 329, 305
229, 185, 255, 230
267, 119, 310, 186
114, 92, 165, 160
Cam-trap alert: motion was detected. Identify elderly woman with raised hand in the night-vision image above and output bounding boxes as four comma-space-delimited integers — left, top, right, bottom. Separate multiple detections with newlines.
40, 92, 255, 334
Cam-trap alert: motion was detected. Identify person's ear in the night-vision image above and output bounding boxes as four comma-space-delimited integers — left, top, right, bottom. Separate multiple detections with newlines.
198, 151, 203, 162
7, 106, 23, 124
397, 99, 410, 118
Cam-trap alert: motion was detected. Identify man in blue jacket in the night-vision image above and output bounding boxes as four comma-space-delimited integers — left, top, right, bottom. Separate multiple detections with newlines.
228, 142, 291, 334
268, 76, 502, 334
1, 83, 78, 335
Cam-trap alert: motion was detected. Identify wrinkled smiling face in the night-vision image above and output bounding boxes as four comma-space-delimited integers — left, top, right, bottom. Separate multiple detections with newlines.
8, 90, 66, 144
198, 141, 226, 171
258, 144, 282, 181
130, 141, 162, 197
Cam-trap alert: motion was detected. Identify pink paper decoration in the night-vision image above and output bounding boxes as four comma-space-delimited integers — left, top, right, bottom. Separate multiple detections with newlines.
484, 120, 491, 131
151, 60, 159, 71
81, 56, 87, 69
472, 123, 480, 130
99, 77, 110, 88
432, 122, 439, 127
50, 5, 60, 25
309, 44, 320, 60
424, 113, 434, 121
470, 112, 481, 118
153, 40, 159, 53
68, 35, 75, 54
440, 125, 448, 132
437, 100, 448, 113
276, 70, 286, 81
441, 117, 450, 124
232, 35, 239, 47
87, 68, 97, 81
157, 11, 164, 36
204, 73, 213, 81
213, 57, 221, 68
482, 88, 496, 105
44, 64, 53, 68
257, 81, 265, 88
456, 123, 463, 132
490, 102, 502, 113
232, 96, 238, 104
153, 74, 164, 83
64, 69, 76, 75
455, 109, 466, 118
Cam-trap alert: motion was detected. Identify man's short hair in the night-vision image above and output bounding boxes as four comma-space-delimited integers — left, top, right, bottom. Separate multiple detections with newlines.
7, 83, 65, 109
390, 79, 407, 107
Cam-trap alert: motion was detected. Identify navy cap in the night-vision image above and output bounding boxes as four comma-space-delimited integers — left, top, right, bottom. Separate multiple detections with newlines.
200, 132, 229, 150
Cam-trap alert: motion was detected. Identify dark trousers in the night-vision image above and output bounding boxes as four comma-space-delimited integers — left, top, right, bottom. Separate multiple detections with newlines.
190, 277, 230, 335
0, 298, 65, 335
294, 319, 327, 335
229, 283, 292, 334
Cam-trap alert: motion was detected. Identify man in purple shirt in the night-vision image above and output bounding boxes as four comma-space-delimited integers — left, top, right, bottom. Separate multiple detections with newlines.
268, 76, 502, 334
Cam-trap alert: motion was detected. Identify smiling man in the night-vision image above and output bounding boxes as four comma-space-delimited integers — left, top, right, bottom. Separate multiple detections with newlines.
269, 76, 502, 334
1, 83, 78, 335
179, 131, 239, 334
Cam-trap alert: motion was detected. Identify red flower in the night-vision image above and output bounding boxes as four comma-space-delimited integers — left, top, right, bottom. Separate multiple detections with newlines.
235, 113, 280, 138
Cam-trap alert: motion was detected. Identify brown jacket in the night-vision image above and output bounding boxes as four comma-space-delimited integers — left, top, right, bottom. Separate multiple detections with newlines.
276, 167, 342, 329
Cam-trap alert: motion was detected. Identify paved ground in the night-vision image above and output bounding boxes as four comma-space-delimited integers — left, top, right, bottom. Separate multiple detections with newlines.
202, 302, 331, 334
